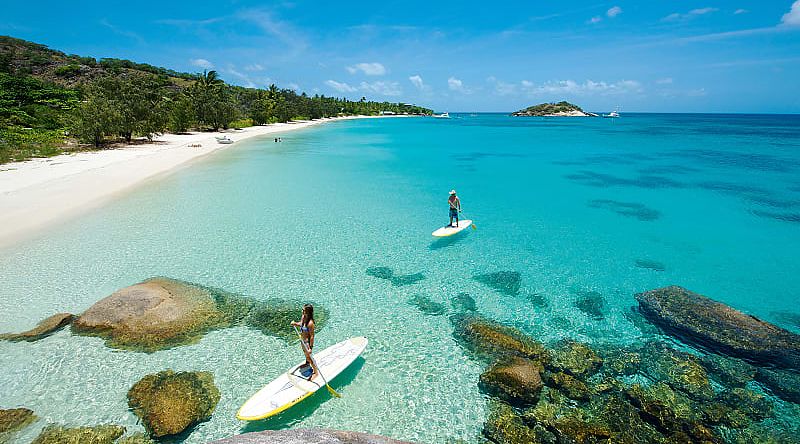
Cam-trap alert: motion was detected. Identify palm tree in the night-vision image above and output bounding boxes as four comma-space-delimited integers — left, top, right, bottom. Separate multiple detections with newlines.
197, 70, 223, 90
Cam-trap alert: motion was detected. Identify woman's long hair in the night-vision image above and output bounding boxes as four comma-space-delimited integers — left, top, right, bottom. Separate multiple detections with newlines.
301, 304, 314, 326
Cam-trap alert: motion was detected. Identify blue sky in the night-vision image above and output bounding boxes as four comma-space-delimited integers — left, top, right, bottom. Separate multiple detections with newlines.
3, 1, 800, 113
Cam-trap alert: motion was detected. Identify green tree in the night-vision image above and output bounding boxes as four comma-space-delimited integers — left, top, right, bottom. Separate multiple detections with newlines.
70, 82, 121, 147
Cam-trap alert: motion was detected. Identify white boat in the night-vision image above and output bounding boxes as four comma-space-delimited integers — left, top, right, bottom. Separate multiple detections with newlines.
433, 112, 450, 119
603, 108, 620, 118
217, 136, 234, 144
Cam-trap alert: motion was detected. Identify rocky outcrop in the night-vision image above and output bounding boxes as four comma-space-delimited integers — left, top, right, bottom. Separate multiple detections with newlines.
451, 315, 550, 364
473, 271, 521, 296
127, 370, 220, 438
636, 286, 800, 371
479, 357, 543, 407
0, 407, 36, 434
209, 429, 414, 444
31, 424, 125, 444
511, 101, 594, 117
0, 313, 73, 342
548, 340, 603, 378
71, 277, 327, 351
755, 367, 800, 404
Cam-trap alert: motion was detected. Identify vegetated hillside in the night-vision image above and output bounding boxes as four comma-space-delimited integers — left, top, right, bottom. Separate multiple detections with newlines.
0, 36, 432, 163
511, 101, 592, 116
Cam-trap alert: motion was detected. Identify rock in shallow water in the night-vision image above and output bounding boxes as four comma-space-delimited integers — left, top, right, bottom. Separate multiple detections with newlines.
0, 313, 74, 342
755, 367, 800, 404
451, 315, 550, 364
640, 342, 713, 401
31, 424, 125, 444
209, 429, 414, 443
473, 271, 521, 296
573, 291, 605, 320
479, 357, 544, 407
0, 407, 36, 434
548, 340, 603, 379
127, 370, 220, 438
408, 294, 446, 316
451, 292, 477, 312
636, 285, 800, 371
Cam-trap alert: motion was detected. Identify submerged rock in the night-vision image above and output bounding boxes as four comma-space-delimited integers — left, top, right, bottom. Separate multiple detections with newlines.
244, 299, 328, 341
755, 367, 800, 404
598, 345, 642, 376
365, 267, 425, 287
549, 340, 603, 378
545, 372, 591, 401
72, 278, 235, 352
700, 354, 756, 388
641, 342, 713, 400
127, 370, 220, 438
365, 266, 394, 280
408, 294, 446, 316
717, 388, 773, 423
634, 259, 666, 272
117, 433, 157, 444
637, 286, 800, 371
0, 407, 36, 434
452, 315, 550, 364
624, 383, 703, 437
451, 292, 477, 312
479, 357, 544, 407
210, 429, 414, 444
473, 271, 521, 296
31, 424, 125, 444
572, 290, 605, 320
484, 402, 553, 444
0, 313, 74, 342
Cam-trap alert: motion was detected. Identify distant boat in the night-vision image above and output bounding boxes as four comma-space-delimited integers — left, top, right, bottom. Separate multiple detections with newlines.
433, 112, 450, 119
603, 107, 620, 118
217, 136, 234, 144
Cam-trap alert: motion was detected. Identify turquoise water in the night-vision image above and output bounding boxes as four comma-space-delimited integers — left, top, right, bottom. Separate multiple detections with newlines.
1, 114, 799, 442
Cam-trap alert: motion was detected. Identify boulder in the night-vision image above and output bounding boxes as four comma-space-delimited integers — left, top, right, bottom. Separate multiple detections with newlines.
624, 383, 699, 436
117, 433, 157, 444
548, 340, 603, 378
479, 357, 544, 407
244, 299, 328, 341
127, 370, 220, 438
408, 294, 446, 316
452, 315, 550, 364
473, 271, 521, 296
210, 429, 414, 444
0, 407, 36, 434
755, 367, 800, 404
0, 313, 73, 342
545, 372, 591, 401
573, 290, 605, 320
483, 402, 554, 444
451, 292, 477, 312
31, 424, 125, 444
640, 342, 713, 400
636, 286, 800, 371
72, 278, 234, 352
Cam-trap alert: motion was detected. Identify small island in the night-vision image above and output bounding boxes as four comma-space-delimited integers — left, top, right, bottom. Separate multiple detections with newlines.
511, 101, 598, 117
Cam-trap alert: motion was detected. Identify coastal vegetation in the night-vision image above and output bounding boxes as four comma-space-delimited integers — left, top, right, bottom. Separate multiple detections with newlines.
511, 101, 593, 117
0, 36, 432, 163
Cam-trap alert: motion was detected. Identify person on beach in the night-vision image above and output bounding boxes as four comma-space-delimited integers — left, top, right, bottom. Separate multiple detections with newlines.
291, 304, 318, 380
448, 189, 461, 227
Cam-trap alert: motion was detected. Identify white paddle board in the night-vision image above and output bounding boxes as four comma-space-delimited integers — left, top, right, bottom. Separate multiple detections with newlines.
237, 336, 368, 421
432, 219, 473, 237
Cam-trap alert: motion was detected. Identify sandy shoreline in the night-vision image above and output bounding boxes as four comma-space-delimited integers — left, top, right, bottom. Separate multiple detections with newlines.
0, 115, 393, 248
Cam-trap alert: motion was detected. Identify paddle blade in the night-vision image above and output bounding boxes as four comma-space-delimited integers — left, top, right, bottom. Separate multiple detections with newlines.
326, 385, 342, 398
471, 223, 477, 230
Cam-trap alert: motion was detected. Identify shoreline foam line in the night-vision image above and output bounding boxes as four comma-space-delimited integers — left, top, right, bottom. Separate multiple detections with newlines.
0, 115, 409, 248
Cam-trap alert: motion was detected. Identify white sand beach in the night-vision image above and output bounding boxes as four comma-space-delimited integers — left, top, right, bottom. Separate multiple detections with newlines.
0, 116, 391, 247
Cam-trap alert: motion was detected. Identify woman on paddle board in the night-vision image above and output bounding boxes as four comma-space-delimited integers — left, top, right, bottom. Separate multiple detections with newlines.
291, 304, 318, 380
448, 189, 461, 227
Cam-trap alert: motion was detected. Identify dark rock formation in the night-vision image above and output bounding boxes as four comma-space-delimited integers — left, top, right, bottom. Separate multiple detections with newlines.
0, 407, 36, 434
634, 259, 666, 272
640, 342, 713, 400
548, 340, 603, 378
700, 354, 756, 388
451, 315, 550, 364
451, 292, 476, 312
31, 424, 125, 444
484, 402, 553, 444
479, 357, 544, 407
545, 372, 591, 401
636, 286, 800, 371
473, 271, 521, 296
572, 291, 605, 320
408, 294, 446, 316
244, 299, 328, 342
0, 313, 73, 342
365, 267, 425, 287
127, 370, 220, 438
209, 429, 414, 444
755, 367, 800, 404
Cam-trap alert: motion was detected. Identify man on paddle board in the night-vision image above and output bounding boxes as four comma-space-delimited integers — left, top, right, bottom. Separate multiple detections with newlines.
291, 304, 319, 380
448, 190, 461, 227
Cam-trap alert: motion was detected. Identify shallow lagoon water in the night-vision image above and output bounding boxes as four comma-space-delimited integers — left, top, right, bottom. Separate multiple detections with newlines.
1, 114, 800, 442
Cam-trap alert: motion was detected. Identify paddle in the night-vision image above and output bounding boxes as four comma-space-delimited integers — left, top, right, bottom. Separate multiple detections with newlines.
458, 209, 477, 230
293, 325, 341, 398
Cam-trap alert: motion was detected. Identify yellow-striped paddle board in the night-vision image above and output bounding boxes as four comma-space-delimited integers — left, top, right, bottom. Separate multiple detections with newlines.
432, 219, 473, 237
236, 336, 367, 421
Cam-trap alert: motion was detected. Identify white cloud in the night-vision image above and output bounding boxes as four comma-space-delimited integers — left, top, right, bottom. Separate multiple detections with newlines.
325, 80, 358, 93
521, 79, 643, 96
656, 77, 674, 84
448, 77, 470, 93
409, 75, 425, 90
190, 58, 214, 69
244, 64, 264, 71
325, 79, 400, 96
287, 83, 300, 91
358, 81, 401, 96
589, 16, 602, 24
782, 1, 800, 26
346, 62, 387, 76
663, 7, 718, 22
734, 9, 748, 15
607, 6, 622, 18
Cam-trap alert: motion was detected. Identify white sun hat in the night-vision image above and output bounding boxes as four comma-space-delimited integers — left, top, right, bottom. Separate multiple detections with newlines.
449, 189, 456, 195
